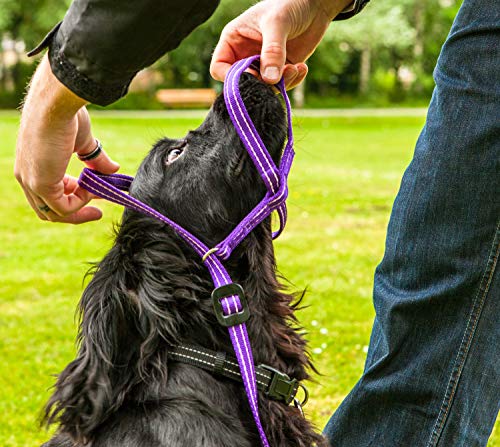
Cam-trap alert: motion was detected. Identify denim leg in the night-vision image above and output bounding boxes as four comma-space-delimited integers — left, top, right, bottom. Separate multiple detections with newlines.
324, 0, 500, 445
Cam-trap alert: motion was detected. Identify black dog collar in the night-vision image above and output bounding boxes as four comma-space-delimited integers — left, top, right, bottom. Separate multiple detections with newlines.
168, 344, 309, 408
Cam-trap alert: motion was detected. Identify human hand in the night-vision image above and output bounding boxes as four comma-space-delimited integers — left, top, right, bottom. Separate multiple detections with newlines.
210, 0, 352, 89
15, 54, 120, 224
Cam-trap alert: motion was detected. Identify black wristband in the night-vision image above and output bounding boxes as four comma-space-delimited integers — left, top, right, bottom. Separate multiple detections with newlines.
334, 0, 371, 21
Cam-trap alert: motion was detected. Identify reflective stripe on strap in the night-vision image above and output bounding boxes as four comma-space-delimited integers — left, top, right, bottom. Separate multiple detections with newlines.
168, 343, 306, 406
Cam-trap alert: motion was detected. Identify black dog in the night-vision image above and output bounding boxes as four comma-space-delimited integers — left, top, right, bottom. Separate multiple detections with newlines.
42, 74, 327, 447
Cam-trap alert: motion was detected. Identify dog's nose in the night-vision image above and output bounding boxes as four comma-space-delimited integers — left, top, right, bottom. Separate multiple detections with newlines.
238, 73, 277, 111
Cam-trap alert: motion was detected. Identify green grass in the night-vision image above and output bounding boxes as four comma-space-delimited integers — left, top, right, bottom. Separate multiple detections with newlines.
0, 111, 497, 446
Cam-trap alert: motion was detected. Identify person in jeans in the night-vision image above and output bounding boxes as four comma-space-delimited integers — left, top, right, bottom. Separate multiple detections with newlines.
14, 0, 499, 445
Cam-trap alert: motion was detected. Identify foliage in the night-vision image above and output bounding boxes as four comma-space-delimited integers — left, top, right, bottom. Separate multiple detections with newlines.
333, 0, 416, 51
0, 0, 69, 47
0, 0, 462, 107
88, 91, 164, 111
154, 0, 253, 89
0, 0, 70, 107
0, 61, 35, 108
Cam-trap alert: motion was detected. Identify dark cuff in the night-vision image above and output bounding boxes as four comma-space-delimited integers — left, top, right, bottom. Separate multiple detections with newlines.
334, 0, 371, 21
28, 23, 132, 106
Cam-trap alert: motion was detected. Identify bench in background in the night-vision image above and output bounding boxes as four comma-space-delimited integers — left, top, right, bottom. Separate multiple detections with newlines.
156, 88, 217, 108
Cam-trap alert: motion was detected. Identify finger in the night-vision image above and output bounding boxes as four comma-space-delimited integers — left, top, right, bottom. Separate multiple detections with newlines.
75, 107, 95, 153
245, 66, 260, 79
33, 181, 102, 223
45, 206, 103, 225
77, 143, 120, 174
210, 40, 234, 82
43, 181, 94, 217
63, 175, 77, 195
62, 174, 98, 199
23, 190, 48, 220
283, 65, 299, 89
260, 19, 289, 84
210, 22, 242, 82
287, 63, 308, 90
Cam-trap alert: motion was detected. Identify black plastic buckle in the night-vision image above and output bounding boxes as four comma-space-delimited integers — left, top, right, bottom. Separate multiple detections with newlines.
261, 365, 298, 405
212, 283, 250, 327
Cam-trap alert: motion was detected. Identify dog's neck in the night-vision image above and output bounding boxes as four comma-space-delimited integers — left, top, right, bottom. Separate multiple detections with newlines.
46, 203, 318, 447
110, 213, 310, 380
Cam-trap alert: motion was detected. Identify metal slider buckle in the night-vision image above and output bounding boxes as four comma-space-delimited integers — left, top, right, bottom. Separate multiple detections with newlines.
260, 365, 299, 405
211, 283, 250, 327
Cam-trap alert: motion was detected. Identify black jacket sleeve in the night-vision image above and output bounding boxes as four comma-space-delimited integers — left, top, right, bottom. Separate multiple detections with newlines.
29, 0, 219, 106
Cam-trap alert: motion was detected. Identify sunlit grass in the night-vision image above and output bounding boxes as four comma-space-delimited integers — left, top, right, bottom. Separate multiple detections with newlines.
0, 111, 497, 446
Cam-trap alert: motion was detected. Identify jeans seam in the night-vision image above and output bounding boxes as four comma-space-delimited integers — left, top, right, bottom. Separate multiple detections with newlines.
427, 220, 500, 447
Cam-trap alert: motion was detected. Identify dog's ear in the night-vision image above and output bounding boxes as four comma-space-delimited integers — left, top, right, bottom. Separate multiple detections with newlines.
43, 222, 206, 442
43, 245, 146, 443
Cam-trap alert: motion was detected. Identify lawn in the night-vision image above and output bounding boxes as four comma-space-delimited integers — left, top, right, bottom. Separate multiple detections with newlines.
0, 111, 497, 446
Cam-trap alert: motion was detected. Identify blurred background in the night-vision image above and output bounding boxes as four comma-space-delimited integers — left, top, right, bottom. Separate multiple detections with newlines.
0, 0, 461, 110
2, 1, 499, 445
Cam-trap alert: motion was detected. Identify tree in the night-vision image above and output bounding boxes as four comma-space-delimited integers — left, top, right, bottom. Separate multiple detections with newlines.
325, 0, 415, 95
0, 0, 69, 95
154, 0, 252, 89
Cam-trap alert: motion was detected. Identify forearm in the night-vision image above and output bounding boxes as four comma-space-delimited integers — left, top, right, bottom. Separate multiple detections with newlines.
30, 0, 220, 106
18, 55, 90, 189
23, 55, 87, 123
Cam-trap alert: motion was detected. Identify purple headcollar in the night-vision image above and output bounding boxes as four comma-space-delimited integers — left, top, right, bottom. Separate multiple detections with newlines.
78, 55, 295, 446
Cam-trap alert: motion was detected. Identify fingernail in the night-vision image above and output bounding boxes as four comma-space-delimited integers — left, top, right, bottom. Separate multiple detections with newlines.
264, 66, 280, 82
284, 71, 297, 85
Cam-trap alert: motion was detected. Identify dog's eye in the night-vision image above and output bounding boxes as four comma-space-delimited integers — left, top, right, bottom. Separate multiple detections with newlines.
166, 144, 185, 164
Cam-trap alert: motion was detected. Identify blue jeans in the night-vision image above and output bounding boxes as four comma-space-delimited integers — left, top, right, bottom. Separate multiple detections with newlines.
324, 0, 500, 445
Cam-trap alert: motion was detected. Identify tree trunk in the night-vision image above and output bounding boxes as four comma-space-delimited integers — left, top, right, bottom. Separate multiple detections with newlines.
9, 19, 23, 92
413, 0, 426, 94
0, 42, 6, 92
413, 0, 426, 61
359, 47, 371, 95
11, 56, 21, 91
292, 78, 305, 108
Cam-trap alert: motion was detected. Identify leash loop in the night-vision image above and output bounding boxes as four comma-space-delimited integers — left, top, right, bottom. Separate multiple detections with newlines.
201, 247, 219, 262
294, 398, 305, 417
297, 382, 309, 406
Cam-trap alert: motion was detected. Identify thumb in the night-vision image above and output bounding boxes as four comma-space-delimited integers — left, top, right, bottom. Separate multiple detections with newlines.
260, 19, 289, 84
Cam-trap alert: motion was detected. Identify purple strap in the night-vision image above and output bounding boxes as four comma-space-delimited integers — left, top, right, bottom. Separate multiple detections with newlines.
78, 56, 295, 447
216, 56, 294, 259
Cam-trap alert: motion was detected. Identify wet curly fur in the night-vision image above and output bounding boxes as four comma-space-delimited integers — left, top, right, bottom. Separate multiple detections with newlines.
42, 74, 327, 447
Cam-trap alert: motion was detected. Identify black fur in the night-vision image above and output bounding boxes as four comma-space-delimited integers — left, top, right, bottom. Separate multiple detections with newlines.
42, 74, 327, 447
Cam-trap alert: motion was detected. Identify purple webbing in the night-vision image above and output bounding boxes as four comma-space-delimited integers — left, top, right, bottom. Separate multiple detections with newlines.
224, 57, 280, 193
215, 56, 294, 259
78, 55, 296, 447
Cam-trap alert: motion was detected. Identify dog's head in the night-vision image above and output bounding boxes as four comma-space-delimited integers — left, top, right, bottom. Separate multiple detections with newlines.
129, 73, 287, 246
